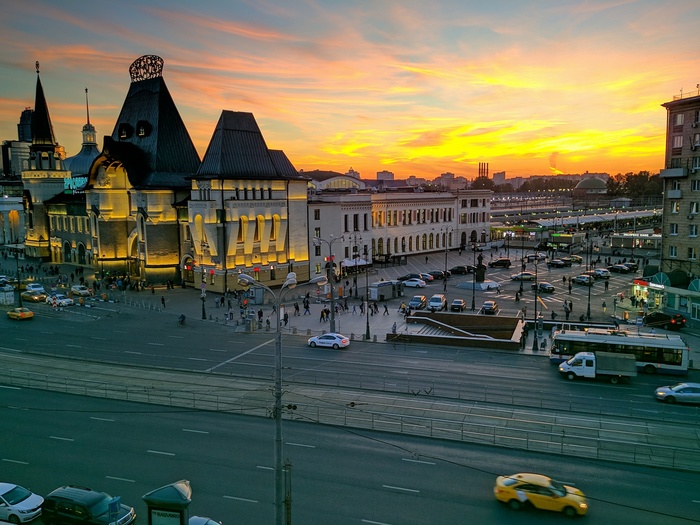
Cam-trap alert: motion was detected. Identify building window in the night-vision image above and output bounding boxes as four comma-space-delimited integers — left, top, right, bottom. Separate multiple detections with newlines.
674, 113, 684, 126
694, 133, 700, 146
314, 209, 320, 220
692, 180, 700, 191
314, 245, 321, 257
670, 223, 678, 235
691, 202, 699, 215
314, 227, 321, 238
671, 201, 680, 213
673, 135, 683, 148
690, 224, 698, 237
314, 263, 322, 275
689, 247, 697, 260
669, 245, 677, 258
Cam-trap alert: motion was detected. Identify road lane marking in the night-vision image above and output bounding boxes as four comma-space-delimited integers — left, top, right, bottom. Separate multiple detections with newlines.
147, 449, 175, 456
168, 335, 184, 339
106, 476, 135, 483
66, 344, 82, 348
362, 520, 393, 525
209, 348, 226, 352
286, 442, 315, 448
147, 342, 165, 346
0, 385, 20, 390
206, 340, 273, 372
125, 351, 142, 355
90, 417, 115, 422
382, 485, 419, 493
50, 436, 74, 441
224, 495, 259, 503
188, 357, 207, 361
91, 336, 107, 340
2, 458, 29, 464
257, 466, 273, 471
182, 428, 209, 434
402, 458, 435, 465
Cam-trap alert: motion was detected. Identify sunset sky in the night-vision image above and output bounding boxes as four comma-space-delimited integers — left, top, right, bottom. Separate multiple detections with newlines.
1, 0, 699, 180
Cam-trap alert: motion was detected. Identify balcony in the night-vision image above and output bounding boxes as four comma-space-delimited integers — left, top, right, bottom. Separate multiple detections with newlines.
667, 189, 682, 199
660, 167, 688, 178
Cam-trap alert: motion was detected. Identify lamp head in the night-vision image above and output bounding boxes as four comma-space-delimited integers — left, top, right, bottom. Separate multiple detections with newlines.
238, 273, 255, 287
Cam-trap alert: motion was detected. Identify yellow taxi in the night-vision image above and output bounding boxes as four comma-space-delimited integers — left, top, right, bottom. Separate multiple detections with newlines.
494, 472, 588, 517
21, 290, 48, 302
6, 307, 34, 320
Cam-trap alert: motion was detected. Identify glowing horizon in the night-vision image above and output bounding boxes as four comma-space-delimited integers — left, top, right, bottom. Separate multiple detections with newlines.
1, 0, 698, 180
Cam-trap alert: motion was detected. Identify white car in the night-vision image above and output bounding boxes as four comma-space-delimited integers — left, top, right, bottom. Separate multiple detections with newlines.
0, 482, 44, 523
46, 293, 75, 307
308, 333, 350, 349
403, 278, 426, 288
70, 284, 92, 296
594, 268, 611, 279
25, 283, 46, 294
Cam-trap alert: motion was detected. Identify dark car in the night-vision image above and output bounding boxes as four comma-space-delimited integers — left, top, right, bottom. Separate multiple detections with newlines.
532, 282, 555, 293
547, 259, 571, 268
42, 485, 136, 525
408, 295, 427, 309
481, 300, 499, 314
450, 265, 471, 275
428, 270, 450, 280
450, 298, 467, 312
644, 312, 686, 330
622, 261, 639, 272
609, 264, 631, 273
398, 273, 422, 281
488, 258, 512, 268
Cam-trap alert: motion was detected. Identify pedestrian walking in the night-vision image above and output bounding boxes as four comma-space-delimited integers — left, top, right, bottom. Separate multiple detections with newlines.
568, 282, 572, 294
602, 300, 607, 314
425, 256, 429, 264
352, 305, 357, 314
604, 280, 609, 291
383, 304, 389, 315
568, 300, 573, 312
303, 303, 311, 315
161, 296, 166, 308
562, 276, 566, 284
283, 312, 289, 326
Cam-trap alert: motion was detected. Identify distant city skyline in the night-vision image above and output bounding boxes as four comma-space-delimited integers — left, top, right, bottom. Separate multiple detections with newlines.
1, 0, 699, 179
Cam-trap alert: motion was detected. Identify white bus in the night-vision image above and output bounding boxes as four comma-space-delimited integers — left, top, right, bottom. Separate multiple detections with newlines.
550, 328, 690, 375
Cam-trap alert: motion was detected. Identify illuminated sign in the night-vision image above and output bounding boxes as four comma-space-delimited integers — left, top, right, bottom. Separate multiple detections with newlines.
64, 176, 88, 192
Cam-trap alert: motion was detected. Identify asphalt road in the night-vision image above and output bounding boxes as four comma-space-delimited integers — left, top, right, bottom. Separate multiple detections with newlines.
2, 388, 700, 525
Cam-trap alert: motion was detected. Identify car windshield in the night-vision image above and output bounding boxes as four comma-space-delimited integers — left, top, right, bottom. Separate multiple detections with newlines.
88, 494, 112, 516
1, 485, 31, 505
549, 480, 567, 497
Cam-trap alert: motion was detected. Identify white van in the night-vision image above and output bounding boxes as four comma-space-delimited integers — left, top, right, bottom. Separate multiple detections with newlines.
428, 294, 447, 312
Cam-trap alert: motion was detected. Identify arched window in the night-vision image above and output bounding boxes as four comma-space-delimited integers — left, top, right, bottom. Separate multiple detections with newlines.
377, 238, 384, 255
271, 214, 280, 241
194, 215, 207, 247
422, 234, 427, 250
255, 215, 265, 242
238, 216, 248, 242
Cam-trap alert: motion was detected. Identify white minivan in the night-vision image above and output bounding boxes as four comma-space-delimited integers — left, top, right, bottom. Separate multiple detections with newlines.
428, 294, 447, 312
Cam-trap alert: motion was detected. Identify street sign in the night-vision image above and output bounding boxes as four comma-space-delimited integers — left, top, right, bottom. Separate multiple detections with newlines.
636, 316, 643, 326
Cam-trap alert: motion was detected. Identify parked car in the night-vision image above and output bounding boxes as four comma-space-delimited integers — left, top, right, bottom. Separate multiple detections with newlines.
531, 282, 555, 293
644, 311, 686, 330
493, 473, 588, 517
450, 265, 471, 275
609, 264, 631, 273
25, 283, 46, 294
594, 268, 611, 279
450, 299, 466, 312
524, 252, 547, 261
307, 333, 350, 349
20, 290, 47, 302
403, 278, 426, 288
419, 273, 434, 282
547, 259, 570, 268
398, 273, 422, 281
481, 300, 499, 314
408, 295, 427, 309
7, 307, 34, 320
654, 382, 700, 404
569, 255, 584, 264
428, 270, 448, 280
488, 258, 512, 268
0, 482, 44, 523
622, 261, 639, 272
560, 257, 575, 266
46, 294, 75, 307
573, 274, 594, 286
428, 294, 447, 312
510, 272, 536, 281
42, 485, 136, 525
70, 284, 92, 297
581, 269, 599, 280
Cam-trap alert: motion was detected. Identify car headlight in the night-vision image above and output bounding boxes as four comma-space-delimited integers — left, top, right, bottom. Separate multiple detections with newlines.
656, 391, 665, 397
579, 502, 588, 509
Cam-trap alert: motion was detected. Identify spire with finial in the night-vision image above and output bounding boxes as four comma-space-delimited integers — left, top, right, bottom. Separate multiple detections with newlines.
85, 87, 91, 125
31, 59, 57, 148
36, 61, 40, 74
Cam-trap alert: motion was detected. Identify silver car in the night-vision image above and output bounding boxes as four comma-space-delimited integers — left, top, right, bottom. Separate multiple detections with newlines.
654, 383, 700, 404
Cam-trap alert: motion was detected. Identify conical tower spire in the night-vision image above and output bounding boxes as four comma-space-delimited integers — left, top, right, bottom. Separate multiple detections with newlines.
31, 61, 57, 147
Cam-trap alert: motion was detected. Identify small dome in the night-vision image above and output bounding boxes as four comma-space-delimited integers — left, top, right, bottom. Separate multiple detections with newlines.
575, 177, 606, 190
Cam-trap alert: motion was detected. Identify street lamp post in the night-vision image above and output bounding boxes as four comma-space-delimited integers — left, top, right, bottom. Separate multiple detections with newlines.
442, 227, 452, 292
364, 247, 371, 340
471, 240, 477, 311
532, 257, 539, 352
14, 240, 23, 308
313, 235, 344, 333
238, 272, 326, 525
586, 240, 592, 321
